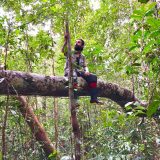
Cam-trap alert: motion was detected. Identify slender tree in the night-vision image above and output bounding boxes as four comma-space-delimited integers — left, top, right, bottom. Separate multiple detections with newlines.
65, 17, 81, 160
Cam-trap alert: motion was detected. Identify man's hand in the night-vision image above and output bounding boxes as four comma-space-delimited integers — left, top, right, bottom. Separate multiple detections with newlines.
84, 72, 90, 76
62, 33, 69, 54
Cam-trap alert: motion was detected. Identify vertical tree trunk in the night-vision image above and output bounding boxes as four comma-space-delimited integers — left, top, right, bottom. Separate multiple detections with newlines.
2, 20, 11, 159
52, 57, 59, 151
4, 21, 11, 70
49, 19, 59, 153
65, 19, 81, 159
42, 97, 47, 121
53, 98, 58, 150
24, 27, 32, 72
155, 0, 159, 17
42, 61, 47, 122
2, 96, 9, 160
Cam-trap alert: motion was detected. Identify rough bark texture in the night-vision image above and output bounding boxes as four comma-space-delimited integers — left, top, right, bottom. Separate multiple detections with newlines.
17, 96, 55, 157
0, 70, 136, 108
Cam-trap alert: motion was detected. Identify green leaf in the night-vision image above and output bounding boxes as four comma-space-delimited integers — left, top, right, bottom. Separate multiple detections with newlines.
124, 102, 134, 112
125, 65, 139, 75
143, 40, 155, 53
147, 100, 160, 117
134, 106, 145, 111
134, 110, 146, 116
48, 150, 58, 160
150, 30, 160, 38
145, 9, 154, 17
125, 105, 132, 111
146, 17, 160, 28
129, 45, 138, 51
138, 0, 149, 4
133, 10, 144, 17
130, 14, 143, 21
132, 63, 141, 66
145, 2, 157, 11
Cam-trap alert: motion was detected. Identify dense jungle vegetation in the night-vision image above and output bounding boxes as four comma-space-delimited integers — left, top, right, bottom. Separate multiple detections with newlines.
1, 0, 160, 159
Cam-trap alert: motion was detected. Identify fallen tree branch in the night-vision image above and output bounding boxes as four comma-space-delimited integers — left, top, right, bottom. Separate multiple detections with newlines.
0, 70, 136, 108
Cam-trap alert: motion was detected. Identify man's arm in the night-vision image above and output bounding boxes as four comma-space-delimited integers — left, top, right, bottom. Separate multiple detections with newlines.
83, 57, 90, 75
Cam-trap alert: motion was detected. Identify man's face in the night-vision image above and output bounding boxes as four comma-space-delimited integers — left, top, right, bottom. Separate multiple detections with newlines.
74, 40, 84, 51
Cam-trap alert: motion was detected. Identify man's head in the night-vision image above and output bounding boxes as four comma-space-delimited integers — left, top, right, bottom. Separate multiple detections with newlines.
74, 39, 85, 52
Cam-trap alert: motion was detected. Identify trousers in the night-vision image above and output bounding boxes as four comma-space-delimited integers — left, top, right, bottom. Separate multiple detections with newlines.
65, 71, 98, 101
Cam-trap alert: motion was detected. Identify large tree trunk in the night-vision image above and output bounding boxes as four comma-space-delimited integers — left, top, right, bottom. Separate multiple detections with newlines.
16, 96, 55, 158
0, 70, 136, 108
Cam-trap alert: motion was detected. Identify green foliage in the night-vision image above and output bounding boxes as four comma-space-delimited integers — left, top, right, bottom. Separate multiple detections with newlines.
128, 2, 160, 117
147, 92, 160, 117
48, 150, 58, 160
1, 0, 160, 159
138, 0, 149, 4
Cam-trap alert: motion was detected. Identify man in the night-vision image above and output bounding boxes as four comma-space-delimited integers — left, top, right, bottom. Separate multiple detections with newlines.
62, 35, 102, 104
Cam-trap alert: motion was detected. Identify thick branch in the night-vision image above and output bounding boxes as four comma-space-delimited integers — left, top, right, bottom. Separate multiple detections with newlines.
0, 70, 136, 107
17, 96, 55, 157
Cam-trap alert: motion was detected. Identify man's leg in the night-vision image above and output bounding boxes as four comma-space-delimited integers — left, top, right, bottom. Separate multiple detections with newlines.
78, 72, 102, 104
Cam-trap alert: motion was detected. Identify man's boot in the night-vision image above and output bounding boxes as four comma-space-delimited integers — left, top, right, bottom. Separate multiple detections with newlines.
89, 88, 103, 104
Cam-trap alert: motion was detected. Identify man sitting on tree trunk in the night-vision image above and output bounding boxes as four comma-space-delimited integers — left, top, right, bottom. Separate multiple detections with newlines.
62, 34, 102, 104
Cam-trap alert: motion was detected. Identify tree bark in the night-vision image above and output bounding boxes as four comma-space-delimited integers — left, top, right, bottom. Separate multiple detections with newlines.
16, 96, 55, 157
0, 70, 136, 108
